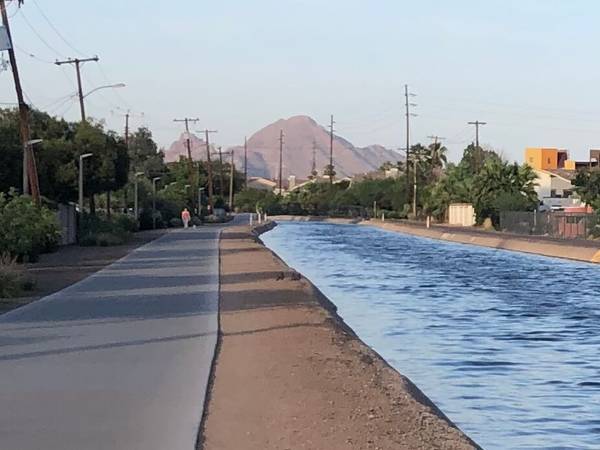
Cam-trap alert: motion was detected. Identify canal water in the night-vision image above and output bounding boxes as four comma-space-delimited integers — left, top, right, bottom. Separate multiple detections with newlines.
261, 222, 600, 450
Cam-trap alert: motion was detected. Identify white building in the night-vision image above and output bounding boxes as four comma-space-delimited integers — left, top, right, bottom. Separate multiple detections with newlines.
533, 169, 581, 209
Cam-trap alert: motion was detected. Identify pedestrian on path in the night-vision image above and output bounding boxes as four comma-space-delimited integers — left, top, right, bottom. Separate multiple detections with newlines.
181, 208, 191, 228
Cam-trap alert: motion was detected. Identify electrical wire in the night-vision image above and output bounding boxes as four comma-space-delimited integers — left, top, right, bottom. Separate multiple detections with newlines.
16, 9, 64, 58
30, 0, 87, 57
14, 44, 54, 64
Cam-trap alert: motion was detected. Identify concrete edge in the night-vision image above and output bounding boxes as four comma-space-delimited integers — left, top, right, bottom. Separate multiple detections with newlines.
364, 220, 600, 265
254, 220, 482, 449
196, 229, 224, 450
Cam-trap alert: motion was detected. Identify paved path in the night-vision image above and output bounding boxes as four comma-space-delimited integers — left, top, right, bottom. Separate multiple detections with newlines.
0, 226, 226, 450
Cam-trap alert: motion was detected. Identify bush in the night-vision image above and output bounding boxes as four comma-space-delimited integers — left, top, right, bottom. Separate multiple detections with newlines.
0, 193, 61, 261
169, 217, 183, 228
0, 253, 34, 298
78, 213, 131, 246
114, 214, 138, 233
95, 232, 125, 247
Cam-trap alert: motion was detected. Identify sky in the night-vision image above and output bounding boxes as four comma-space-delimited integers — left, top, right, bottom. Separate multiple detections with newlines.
2, 0, 600, 163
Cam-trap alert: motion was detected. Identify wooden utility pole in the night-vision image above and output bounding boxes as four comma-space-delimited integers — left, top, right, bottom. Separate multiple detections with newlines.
218, 146, 224, 196
203, 129, 218, 213
468, 120, 487, 171
229, 150, 234, 210
173, 117, 200, 186
244, 136, 248, 188
55, 56, 99, 121
328, 115, 335, 184
310, 139, 318, 179
468, 120, 486, 150
124, 112, 130, 148
278, 129, 284, 193
1, 0, 39, 202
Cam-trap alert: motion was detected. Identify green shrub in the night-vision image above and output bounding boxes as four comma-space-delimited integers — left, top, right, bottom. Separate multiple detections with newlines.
95, 232, 125, 247
169, 218, 183, 228
78, 213, 131, 247
114, 214, 138, 233
0, 253, 34, 298
0, 193, 61, 261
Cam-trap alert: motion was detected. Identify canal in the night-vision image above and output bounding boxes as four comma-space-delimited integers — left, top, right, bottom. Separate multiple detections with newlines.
261, 222, 600, 450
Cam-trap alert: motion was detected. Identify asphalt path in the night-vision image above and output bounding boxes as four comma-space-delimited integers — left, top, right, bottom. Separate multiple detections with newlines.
0, 219, 245, 450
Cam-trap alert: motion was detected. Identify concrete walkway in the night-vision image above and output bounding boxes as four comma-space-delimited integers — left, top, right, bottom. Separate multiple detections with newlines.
0, 228, 221, 450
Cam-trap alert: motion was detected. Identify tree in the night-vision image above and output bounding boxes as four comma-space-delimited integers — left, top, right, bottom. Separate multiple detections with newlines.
573, 169, 600, 210
472, 159, 538, 224
461, 143, 501, 176
73, 122, 129, 214
129, 127, 165, 177
426, 162, 475, 220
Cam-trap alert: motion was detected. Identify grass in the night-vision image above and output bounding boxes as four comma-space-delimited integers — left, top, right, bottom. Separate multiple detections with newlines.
0, 252, 34, 299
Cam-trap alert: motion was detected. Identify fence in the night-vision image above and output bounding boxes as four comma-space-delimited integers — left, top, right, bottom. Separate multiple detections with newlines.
55, 203, 77, 245
499, 211, 599, 240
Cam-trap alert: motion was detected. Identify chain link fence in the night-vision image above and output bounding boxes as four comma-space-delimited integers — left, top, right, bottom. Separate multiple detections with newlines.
499, 211, 600, 239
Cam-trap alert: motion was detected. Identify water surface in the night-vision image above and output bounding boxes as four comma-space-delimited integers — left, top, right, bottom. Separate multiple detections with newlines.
262, 222, 600, 450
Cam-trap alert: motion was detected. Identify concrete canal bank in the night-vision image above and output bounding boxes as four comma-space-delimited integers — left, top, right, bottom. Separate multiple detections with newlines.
269, 215, 600, 263
201, 223, 479, 449
365, 219, 600, 264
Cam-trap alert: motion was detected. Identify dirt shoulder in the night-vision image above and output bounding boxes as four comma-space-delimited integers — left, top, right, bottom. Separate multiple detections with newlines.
0, 229, 166, 314
200, 225, 479, 450
366, 219, 600, 264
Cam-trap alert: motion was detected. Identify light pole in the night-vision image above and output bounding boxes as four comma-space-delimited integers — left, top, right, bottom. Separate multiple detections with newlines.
134, 171, 144, 220
152, 176, 161, 230
79, 83, 126, 122
78, 153, 93, 213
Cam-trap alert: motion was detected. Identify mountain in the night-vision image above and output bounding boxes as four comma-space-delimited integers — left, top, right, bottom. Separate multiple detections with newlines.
165, 115, 402, 179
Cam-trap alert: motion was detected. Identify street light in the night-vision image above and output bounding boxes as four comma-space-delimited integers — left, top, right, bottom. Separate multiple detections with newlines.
78, 153, 93, 213
82, 83, 126, 99
134, 171, 144, 219
152, 177, 161, 230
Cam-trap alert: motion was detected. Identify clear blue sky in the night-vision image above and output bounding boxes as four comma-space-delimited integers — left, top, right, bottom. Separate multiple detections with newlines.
2, 0, 600, 163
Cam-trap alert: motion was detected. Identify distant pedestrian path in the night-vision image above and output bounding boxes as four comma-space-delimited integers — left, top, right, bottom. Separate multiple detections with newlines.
0, 228, 220, 450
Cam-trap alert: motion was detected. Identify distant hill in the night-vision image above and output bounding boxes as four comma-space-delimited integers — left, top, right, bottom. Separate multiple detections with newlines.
165, 115, 402, 178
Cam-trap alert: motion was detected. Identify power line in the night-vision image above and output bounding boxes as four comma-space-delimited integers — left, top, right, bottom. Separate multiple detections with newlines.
17, 9, 64, 58
30, 0, 86, 57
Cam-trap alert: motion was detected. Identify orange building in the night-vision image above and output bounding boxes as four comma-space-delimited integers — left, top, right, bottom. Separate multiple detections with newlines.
525, 147, 570, 170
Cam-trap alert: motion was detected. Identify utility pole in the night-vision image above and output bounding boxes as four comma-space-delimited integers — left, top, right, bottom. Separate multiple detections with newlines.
468, 120, 486, 150
173, 117, 200, 186
328, 115, 335, 184
278, 129, 284, 193
1, 0, 39, 202
55, 56, 99, 121
468, 120, 487, 171
405, 84, 417, 195
218, 146, 224, 196
229, 150, 234, 210
310, 139, 318, 179
202, 129, 218, 213
124, 112, 130, 148
244, 136, 248, 188
427, 135, 446, 160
